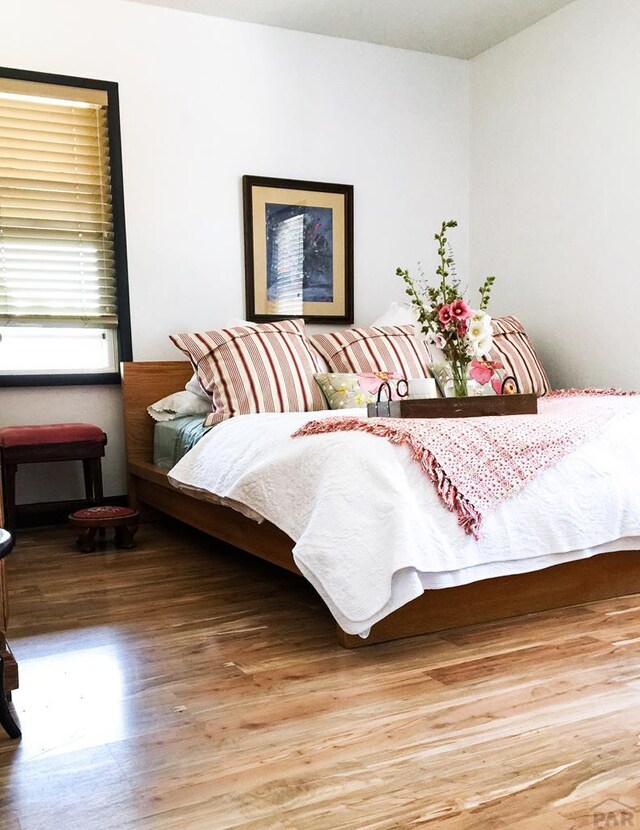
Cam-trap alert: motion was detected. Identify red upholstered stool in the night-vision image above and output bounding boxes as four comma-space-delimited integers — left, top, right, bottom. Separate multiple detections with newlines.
69, 506, 139, 553
0, 423, 107, 532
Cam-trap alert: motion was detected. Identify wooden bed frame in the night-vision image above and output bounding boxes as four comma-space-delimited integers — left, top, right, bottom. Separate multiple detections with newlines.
122, 361, 640, 648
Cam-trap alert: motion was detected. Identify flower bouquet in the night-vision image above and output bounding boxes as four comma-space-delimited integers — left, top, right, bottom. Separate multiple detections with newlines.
397, 220, 499, 397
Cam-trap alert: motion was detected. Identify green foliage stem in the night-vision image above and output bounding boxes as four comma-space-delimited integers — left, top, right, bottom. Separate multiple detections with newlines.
479, 275, 496, 311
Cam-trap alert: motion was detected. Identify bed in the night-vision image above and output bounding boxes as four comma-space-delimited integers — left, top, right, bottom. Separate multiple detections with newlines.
122, 360, 640, 648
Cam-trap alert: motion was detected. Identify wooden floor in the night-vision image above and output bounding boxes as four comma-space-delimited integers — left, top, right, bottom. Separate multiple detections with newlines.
1, 521, 640, 829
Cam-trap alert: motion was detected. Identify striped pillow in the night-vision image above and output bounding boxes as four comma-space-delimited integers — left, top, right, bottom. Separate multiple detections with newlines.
490, 316, 551, 396
310, 325, 430, 379
170, 319, 327, 427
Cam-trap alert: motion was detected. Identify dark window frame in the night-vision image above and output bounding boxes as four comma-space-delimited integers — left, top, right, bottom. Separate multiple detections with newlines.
0, 66, 132, 388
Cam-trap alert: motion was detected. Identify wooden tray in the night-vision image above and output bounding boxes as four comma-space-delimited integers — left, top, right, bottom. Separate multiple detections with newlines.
367, 393, 538, 419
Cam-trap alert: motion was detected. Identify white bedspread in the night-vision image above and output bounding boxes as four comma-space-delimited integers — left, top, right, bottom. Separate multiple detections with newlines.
168, 406, 640, 635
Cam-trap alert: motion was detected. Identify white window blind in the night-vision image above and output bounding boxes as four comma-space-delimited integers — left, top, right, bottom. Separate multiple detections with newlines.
0, 78, 117, 328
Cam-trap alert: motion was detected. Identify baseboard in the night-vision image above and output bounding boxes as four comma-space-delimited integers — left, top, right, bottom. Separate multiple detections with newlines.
15, 495, 128, 528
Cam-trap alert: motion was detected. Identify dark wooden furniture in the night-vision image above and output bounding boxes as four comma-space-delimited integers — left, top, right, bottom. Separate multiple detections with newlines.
69, 506, 140, 553
122, 360, 640, 648
0, 529, 19, 739
0, 423, 107, 531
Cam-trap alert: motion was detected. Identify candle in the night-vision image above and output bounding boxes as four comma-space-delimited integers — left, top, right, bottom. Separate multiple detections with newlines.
407, 378, 437, 399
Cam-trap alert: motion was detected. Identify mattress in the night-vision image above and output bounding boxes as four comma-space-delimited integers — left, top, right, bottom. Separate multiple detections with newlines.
153, 416, 210, 469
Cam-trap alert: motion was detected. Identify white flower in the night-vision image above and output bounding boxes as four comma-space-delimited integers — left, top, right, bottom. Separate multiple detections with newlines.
468, 320, 487, 341
471, 333, 494, 358
470, 310, 492, 335
468, 311, 493, 355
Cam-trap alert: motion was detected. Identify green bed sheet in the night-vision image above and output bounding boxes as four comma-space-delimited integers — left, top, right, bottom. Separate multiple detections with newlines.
153, 416, 211, 469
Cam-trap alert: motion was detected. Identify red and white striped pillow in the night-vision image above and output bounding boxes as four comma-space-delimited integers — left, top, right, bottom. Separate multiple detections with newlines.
490, 316, 551, 396
170, 319, 327, 427
310, 325, 430, 379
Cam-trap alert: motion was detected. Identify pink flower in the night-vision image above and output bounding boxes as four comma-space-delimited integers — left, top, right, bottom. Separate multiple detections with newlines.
438, 305, 453, 326
433, 333, 446, 349
450, 298, 472, 321
457, 321, 468, 336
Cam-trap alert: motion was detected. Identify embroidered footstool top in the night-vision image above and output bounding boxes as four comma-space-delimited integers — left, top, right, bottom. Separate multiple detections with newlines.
70, 506, 139, 525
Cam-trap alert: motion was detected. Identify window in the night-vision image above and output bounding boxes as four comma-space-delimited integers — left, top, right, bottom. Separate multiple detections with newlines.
0, 68, 131, 385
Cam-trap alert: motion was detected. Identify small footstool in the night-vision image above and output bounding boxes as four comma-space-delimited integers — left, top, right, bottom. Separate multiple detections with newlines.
69, 506, 140, 553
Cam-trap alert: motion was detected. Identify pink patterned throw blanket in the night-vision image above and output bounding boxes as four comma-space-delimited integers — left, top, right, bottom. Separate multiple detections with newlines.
293, 390, 640, 539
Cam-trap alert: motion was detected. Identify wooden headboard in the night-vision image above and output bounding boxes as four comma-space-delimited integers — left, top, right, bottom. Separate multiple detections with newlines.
121, 361, 193, 464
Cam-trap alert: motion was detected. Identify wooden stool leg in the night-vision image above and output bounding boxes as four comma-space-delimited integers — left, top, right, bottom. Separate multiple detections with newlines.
115, 524, 137, 550
91, 458, 104, 504
0, 655, 20, 739
77, 527, 98, 553
82, 459, 94, 503
89, 458, 106, 536
0, 463, 17, 533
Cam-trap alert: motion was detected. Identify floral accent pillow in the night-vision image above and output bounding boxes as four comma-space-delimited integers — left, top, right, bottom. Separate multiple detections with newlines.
314, 372, 405, 409
431, 358, 511, 397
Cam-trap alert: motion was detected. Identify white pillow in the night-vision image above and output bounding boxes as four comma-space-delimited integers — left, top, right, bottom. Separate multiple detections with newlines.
185, 373, 210, 401
147, 390, 211, 422
373, 302, 444, 363
372, 302, 417, 327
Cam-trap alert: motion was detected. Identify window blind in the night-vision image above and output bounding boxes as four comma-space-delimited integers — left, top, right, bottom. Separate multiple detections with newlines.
0, 79, 117, 328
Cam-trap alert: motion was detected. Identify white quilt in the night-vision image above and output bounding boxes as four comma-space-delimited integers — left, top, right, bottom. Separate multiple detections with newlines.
168, 406, 640, 635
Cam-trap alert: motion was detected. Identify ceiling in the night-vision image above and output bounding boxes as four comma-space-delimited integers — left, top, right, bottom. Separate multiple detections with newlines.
128, 0, 577, 59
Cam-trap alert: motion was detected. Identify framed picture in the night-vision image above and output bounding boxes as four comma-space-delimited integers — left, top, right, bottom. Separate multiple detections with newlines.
243, 175, 354, 323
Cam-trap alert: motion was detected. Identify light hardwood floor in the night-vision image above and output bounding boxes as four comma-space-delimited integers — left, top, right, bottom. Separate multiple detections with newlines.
1, 520, 639, 829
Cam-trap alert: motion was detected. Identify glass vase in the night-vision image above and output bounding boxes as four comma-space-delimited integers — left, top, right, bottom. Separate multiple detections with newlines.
450, 360, 469, 397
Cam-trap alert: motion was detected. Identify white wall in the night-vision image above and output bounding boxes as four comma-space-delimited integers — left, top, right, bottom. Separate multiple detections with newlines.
0, 0, 470, 503
471, 0, 640, 390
